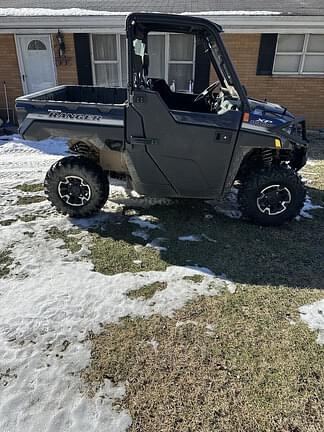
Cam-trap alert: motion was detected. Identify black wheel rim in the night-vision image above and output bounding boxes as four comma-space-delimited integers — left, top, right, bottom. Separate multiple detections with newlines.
256, 184, 292, 216
58, 175, 92, 207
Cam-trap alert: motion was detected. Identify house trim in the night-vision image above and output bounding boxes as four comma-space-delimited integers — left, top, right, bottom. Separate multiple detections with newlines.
1, 15, 324, 34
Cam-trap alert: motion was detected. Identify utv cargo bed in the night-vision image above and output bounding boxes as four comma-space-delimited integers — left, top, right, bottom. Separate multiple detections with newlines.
16, 85, 127, 142
16, 85, 128, 173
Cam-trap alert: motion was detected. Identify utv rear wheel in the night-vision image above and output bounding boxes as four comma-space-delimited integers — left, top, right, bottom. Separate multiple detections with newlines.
45, 156, 109, 217
238, 166, 305, 226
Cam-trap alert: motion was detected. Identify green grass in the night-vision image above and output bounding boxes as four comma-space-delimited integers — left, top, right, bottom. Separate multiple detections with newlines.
0, 219, 17, 226
127, 281, 168, 300
16, 195, 46, 205
183, 274, 205, 283
15, 183, 43, 193
47, 227, 82, 254
88, 219, 167, 275
0, 250, 13, 278
19, 214, 37, 223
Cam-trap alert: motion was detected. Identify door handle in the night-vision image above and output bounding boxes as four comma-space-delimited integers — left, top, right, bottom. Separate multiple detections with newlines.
215, 132, 232, 142
131, 136, 158, 146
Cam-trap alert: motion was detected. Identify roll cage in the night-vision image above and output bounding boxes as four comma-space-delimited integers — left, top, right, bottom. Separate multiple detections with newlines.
125, 13, 250, 112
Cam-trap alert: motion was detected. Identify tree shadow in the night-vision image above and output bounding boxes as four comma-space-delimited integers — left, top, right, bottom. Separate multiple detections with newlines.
71, 186, 324, 291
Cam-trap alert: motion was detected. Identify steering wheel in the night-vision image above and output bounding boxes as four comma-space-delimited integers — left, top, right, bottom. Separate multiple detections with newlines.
194, 81, 221, 103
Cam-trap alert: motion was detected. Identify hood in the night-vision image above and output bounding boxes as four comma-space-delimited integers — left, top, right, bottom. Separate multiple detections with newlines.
248, 98, 295, 128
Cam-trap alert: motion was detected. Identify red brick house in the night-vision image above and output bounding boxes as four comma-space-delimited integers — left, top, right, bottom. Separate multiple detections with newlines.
1, 1, 324, 128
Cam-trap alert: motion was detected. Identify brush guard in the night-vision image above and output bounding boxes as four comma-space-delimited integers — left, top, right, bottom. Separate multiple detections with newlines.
270, 117, 308, 148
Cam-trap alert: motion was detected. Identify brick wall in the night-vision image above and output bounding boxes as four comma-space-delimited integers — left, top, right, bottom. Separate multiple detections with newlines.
52, 33, 78, 86
0, 34, 23, 124
214, 33, 324, 129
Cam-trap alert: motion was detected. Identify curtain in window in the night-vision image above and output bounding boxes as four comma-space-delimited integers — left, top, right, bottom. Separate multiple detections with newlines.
148, 35, 165, 78
92, 35, 119, 86
94, 64, 119, 87
169, 34, 194, 61
92, 35, 117, 61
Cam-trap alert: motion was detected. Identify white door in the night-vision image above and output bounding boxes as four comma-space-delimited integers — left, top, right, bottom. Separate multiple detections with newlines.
16, 35, 56, 94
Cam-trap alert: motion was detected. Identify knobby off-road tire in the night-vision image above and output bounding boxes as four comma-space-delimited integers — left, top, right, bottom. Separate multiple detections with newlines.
238, 166, 306, 226
44, 156, 109, 218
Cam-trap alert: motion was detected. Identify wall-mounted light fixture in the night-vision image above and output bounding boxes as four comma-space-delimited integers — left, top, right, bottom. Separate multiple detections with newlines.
56, 30, 67, 65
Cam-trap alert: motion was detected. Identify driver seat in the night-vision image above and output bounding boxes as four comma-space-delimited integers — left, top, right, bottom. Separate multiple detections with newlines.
150, 79, 206, 112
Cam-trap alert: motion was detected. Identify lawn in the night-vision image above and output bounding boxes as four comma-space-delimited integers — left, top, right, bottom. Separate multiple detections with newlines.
0, 133, 323, 431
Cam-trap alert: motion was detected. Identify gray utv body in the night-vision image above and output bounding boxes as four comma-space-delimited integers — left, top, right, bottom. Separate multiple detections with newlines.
16, 13, 308, 225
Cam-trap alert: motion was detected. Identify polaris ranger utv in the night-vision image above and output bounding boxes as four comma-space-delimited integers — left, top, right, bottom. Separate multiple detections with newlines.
16, 13, 308, 225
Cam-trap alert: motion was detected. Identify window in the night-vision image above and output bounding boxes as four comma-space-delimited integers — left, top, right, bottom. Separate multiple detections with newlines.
91, 33, 195, 90
273, 34, 324, 74
28, 40, 47, 50
91, 35, 118, 87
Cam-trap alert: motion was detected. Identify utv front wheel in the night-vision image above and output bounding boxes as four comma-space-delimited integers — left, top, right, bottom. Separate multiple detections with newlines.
45, 156, 109, 217
238, 166, 305, 226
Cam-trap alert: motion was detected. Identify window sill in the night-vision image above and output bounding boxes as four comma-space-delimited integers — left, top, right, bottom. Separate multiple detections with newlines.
272, 73, 324, 78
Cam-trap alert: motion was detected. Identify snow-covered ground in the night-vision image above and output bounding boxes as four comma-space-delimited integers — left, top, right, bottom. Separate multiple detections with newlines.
0, 135, 323, 431
0, 137, 234, 431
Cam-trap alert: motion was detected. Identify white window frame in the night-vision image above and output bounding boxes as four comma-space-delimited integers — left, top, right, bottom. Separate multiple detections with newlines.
273, 33, 324, 76
90, 32, 196, 90
90, 34, 127, 87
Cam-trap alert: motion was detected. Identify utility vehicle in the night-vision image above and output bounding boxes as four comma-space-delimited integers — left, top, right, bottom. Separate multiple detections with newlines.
16, 13, 308, 225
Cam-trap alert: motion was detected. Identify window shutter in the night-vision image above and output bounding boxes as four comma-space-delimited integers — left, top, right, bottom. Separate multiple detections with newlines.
194, 36, 211, 93
256, 34, 278, 75
74, 34, 93, 85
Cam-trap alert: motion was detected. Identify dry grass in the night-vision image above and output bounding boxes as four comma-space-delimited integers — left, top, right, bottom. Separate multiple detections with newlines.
0, 250, 13, 278
81, 136, 324, 431
16, 195, 46, 205
0, 219, 17, 226
127, 281, 168, 300
15, 183, 43, 193
183, 274, 205, 283
83, 286, 324, 432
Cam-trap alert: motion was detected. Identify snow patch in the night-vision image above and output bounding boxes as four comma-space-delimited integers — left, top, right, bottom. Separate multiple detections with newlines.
182, 11, 281, 16
297, 195, 323, 220
300, 300, 324, 345
132, 229, 150, 241
128, 215, 160, 230
146, 237, 168, 252
0, 8, 281, 17
178, 234, 202, 242
0, 8, 130, 17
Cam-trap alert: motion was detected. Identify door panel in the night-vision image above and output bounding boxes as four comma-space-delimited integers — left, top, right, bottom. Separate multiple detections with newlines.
125, 105, 177, 197
17, 35, 56, 94
126, 89, 241, 199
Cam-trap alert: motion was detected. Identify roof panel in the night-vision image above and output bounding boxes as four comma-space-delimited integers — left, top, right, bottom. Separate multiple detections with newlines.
0, 0, 323, 16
